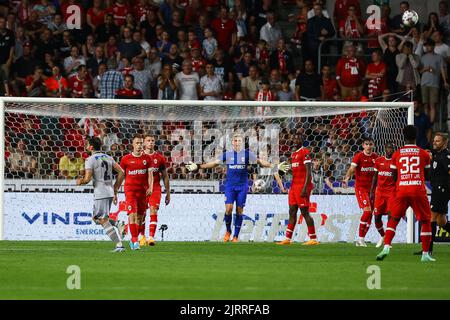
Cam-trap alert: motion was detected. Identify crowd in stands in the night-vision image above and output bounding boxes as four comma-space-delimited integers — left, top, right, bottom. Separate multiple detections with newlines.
1, 0, 449, 193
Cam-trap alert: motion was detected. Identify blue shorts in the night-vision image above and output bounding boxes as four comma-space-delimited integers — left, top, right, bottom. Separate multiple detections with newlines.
224, 185, 248, 208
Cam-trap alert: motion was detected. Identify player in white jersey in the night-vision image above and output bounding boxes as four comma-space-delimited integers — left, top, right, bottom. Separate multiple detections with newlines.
77, 137, 126, 252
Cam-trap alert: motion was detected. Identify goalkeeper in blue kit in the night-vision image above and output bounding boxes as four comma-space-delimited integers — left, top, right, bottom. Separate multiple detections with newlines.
186, 134, 289, 242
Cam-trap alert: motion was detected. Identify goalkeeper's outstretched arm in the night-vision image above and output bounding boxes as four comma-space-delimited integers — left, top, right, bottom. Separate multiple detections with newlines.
185, 159, 221, 172
256, 158, 290, 174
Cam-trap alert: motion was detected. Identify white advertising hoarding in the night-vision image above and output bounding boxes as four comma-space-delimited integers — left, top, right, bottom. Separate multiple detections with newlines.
4, 193, 407, 243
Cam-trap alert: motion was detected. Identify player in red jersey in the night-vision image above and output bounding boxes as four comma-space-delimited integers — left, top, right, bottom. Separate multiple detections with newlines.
343, 137, 378, 247
120, 135, 153, 250
277, 134, 319, 246
370, 143, 396, 248
138, 134, 171, 247
377, 125, 435, 262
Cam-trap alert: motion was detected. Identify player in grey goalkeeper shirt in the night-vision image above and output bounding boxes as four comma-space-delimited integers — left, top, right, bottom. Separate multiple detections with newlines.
77, 136, 126, 252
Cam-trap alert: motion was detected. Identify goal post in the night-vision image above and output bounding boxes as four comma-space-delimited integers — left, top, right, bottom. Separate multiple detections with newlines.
0, 97, 414, 243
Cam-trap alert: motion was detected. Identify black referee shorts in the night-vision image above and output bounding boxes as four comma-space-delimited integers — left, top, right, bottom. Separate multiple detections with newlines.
430, 186, 449, 214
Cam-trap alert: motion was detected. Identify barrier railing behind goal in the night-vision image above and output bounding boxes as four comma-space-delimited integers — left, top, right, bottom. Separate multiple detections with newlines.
0, 98, 414, 243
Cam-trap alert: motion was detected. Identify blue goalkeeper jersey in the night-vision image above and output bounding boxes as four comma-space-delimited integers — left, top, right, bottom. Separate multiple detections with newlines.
221, 149, 257, 187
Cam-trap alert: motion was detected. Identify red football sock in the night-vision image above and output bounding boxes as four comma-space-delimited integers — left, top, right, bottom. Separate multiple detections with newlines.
420, 221, 432, 253
359, 210, 372, 237
129, 223, 138, 243
149, 215, 158, 238
307, 225, 317, 239
374, 217, 385, 237
384, 218, 400, 246
139, 223, 145, 236
285, 223, 295, 240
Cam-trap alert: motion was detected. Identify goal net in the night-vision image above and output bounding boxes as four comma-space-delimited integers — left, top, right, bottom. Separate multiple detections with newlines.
0, 98, 414, 243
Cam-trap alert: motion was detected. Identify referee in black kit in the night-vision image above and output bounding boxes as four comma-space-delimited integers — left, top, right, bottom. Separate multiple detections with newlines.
424, 133, 450, 255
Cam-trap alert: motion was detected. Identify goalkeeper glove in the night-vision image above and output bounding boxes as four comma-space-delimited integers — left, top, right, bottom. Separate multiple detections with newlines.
185, 161, 199, 172
277, 161, 290, 173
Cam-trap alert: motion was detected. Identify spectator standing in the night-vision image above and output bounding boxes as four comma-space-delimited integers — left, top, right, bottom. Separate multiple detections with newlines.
305, 3, 335, 66
0, 17, 15, 79
139, 10, 158, 47
117, 27, 146, 61
269, 39, 294, 76
396, 41, 420, 91
338, 4, 364, 40
87, 0, 106, 33
211, 48, 234, 93
24, 66, 45, 97
33, 0, 56, 25
47, 14, 67, 42
259, 12, 283, 51
378, 33, 403, 95
157, 63, 178, 100
365, 50, 387, 100
335, 44, 365, 99
211, 6, 237, 55
414, 101, 433, 149
390, 1, 411, 35
96, 13, 120, 44
175, 59, 200, 100
107, 0, 131, 27
295, 60, 322, 100
87, 46, 107, 78
420, 39, 449, 123
241, 65, 261, 101
68, 65, 92, 98
277, 77, 295, 101
162, 44, 183, 72
333, 0, 361, 29
200, 63, 223, 100
44, 65, 69, 97
115, 74, 143, 99
321, 64, 338, 101
202, 27, 218, 61
64, 46, 87, 77
100, 58, 124, 99
131, 56, 153, 99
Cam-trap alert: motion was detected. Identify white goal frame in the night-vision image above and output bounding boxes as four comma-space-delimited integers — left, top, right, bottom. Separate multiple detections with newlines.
0, 97, 414, 242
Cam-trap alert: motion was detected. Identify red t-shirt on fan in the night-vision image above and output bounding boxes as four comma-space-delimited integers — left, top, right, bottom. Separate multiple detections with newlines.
366, 61, 387, 90
115, 88, 143, 99
390, 145, 430, 197
351, 151, 378, 191
211, 18, 237, 51
336, 57, 366, 87
291, 147, 313, 189
107, 3, 130, 26
147, 151, 167, 187
374, 156, 395, 196
120, 153, 152, 193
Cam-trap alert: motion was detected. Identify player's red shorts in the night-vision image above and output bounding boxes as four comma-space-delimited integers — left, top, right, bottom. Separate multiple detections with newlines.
389, 194, 431, 221
288, 186, 311, 208
355, 188, 373, 209
147, 185, 162, 210
373, 192, 393, 216
125, 191, 147, 215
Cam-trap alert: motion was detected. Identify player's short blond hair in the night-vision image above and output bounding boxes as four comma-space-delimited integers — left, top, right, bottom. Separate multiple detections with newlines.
232, 133, 244, 140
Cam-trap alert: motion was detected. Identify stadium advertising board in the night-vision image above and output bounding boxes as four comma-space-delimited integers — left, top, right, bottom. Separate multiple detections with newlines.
4, 193, 408, 243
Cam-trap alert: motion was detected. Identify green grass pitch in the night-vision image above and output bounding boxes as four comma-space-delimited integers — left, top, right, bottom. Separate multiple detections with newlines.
0, 241, 449, 300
